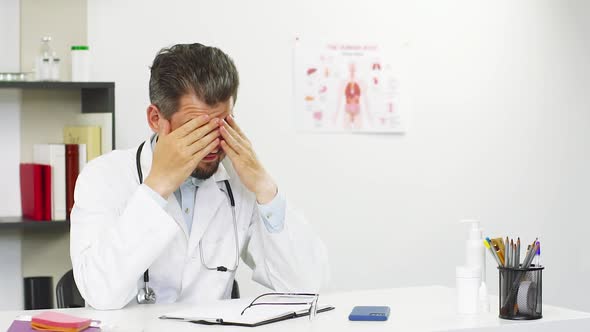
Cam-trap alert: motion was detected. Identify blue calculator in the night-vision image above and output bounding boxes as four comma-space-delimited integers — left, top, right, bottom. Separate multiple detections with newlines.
348, 306, 390, 321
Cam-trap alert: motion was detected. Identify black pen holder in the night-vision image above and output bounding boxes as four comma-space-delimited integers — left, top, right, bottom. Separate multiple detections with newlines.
498, 265, 543, 320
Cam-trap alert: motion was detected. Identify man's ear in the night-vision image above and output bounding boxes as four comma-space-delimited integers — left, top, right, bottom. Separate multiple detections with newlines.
147, 104, 163, 132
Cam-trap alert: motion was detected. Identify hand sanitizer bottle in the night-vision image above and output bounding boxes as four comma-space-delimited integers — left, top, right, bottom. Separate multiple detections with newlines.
459, 219, 488, 312
461, 220, 485, 282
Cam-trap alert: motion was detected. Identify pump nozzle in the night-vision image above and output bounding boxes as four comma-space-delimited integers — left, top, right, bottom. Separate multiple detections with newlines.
460, 219, 482, 240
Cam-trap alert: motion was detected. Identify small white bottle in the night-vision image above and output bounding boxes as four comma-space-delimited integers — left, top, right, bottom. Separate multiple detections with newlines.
41, 57, 51, 81
71, 45, 90, 81
51, 52, 61, 81
456, 265, 481, 314
479, 281, 490, 313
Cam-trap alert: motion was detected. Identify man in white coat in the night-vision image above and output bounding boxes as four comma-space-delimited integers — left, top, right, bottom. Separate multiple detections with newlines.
70, 43, 329, 310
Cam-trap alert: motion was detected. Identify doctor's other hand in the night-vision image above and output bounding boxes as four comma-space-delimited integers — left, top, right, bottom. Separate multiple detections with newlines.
145, 115, 220, 199
220, 115, 277, 204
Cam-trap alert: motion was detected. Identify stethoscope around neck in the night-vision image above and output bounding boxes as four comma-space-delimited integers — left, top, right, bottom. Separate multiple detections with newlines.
135, 141, 240, 304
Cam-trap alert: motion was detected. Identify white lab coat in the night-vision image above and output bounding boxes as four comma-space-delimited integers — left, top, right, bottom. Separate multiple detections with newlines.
70, 137, 329, 310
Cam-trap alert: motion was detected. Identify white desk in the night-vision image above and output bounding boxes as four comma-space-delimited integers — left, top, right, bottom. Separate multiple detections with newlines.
1, 286, 589, 331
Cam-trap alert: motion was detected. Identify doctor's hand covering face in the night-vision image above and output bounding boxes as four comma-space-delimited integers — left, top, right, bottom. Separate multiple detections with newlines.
219, 114, 278, 204
145, 94, 277, 204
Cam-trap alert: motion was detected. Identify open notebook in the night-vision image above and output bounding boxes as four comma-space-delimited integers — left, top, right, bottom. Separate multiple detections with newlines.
160, 298, 335, 327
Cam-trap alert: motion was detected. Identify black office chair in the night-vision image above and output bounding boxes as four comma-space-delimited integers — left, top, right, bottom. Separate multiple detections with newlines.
56, 269, 85, 308
56, 269, 239, 306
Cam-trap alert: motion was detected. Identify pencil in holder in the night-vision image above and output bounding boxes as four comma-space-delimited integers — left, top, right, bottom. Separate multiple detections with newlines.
498, 265, 543, 320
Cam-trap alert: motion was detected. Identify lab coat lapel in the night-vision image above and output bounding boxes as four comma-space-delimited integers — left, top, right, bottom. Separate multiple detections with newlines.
139, 136, 189, 240
165, 195, 189, 240
188, 164, 231, 254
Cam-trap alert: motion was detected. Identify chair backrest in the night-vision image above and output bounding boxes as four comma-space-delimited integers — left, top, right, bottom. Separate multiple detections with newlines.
56, 269, 85, 308
231, 280, 240, 299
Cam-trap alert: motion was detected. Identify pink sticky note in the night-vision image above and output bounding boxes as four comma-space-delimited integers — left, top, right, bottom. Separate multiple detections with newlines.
31, 311, 91, 329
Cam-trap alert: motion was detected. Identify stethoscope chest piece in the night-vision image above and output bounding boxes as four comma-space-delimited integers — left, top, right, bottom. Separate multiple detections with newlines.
137, 283, 157, 304
136, 268, 156, 304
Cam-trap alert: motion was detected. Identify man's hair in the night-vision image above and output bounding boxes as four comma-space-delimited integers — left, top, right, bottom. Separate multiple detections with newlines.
149, 43, 239, 118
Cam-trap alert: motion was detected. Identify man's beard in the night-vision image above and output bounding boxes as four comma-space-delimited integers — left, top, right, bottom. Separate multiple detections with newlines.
191, 157, 222, 179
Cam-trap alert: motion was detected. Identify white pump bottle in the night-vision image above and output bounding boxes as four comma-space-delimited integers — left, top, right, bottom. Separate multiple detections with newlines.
460, 220, 485, 277
459, 219, 489, 312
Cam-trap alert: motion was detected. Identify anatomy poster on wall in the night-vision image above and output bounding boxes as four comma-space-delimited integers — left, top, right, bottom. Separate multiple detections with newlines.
294, 38, 409, 133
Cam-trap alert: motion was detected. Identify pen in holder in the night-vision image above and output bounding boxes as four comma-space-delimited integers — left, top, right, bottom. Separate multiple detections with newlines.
498, 265, 543, 320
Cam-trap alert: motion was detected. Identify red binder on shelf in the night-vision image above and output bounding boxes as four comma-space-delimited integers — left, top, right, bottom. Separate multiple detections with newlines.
65, 144, 80, 220
19, 164, 52, 221
41, 165, 52, 220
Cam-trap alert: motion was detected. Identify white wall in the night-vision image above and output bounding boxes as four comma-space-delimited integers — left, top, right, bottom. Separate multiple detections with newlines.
0, 0, 23, 310
88, 0, 590, 311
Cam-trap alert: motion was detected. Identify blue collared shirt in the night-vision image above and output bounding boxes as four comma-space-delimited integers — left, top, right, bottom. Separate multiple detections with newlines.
143, 135, 285, 233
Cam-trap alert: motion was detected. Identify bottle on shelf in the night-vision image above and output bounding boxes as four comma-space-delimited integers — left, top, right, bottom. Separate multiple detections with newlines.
71, 45, 90, 82
51, 52, 61, 81
35, 36, 58, 81
35, 36, 53, 81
